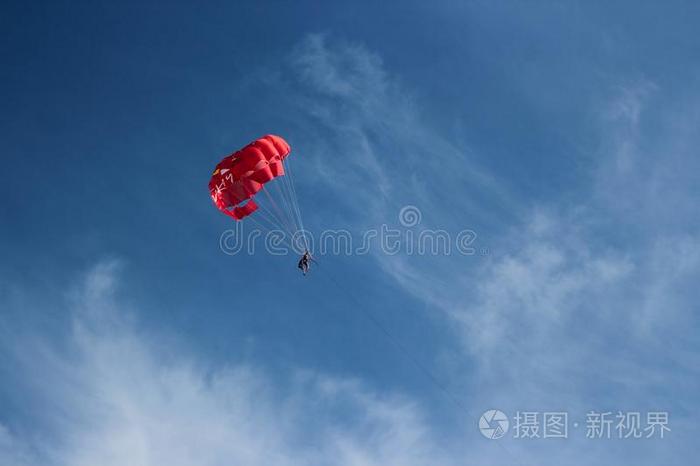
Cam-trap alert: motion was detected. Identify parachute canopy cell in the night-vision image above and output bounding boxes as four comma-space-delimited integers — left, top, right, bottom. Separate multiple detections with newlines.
208, 135, 291, 220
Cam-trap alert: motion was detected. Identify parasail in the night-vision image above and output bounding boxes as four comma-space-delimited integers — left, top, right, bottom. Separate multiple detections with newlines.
209, 135, 307, 250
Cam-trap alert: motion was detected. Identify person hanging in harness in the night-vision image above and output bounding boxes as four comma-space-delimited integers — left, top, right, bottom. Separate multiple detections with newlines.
297, 250, 316, 276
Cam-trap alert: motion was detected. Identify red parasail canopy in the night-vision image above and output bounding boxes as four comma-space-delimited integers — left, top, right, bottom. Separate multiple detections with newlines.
208, 135, 291, 220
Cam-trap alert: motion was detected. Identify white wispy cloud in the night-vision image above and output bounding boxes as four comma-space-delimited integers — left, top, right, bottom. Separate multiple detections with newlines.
274, 34, 519, 228
283, 32, 700, 363
0, 262, 456, 466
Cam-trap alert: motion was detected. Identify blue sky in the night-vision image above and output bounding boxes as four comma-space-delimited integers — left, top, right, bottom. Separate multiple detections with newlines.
1, 1, 699, 464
